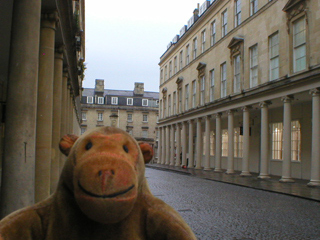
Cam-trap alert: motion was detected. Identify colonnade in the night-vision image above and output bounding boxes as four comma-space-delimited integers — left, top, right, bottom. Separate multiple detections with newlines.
0, 3, 78, 217
157, 91, 320, 186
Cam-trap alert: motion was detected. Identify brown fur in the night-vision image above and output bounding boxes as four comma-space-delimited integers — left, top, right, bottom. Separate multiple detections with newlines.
0, 126, 196, 240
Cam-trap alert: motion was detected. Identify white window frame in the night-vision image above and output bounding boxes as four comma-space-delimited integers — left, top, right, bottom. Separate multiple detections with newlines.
201, 30, 206, 53
97, 112, 103, 121
193, 38, 198, 60
210, 69, 215, 102
185, 84, 189, 111
235, 0, 241, 27
169, 61, 172, 78
82, 112, 86, 121
186, 45, 190, 65
173, 91, 177, 114
127, 98, 133, 105
221, 63, 227, 98
160, 69, 163, 84
142, 99, 148, 106
234, 127, 243, 158
142, 114, 148, 122
192, 80, 196, 108
269, 32, 279, 81
222, 129, 228, 157
250, 44, 258, 88
234, 54, 241, 93
127, 113, 133, 122
179, 50, 183, 70
111, 97, 118, 105
97, 97, 104, 104
87, 96, 93, 104
222, 9, 228, 37
168, 94, 171, 116
200, 76, 205, 105
164, 66, 168, 81
210, 21, 216, 46
250, 0, 258, 16
293, 17, 306, 73
142, 130, 148, 138
174, 56, 177, 74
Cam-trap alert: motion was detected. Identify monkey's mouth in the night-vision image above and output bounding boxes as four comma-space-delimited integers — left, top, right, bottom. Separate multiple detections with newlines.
78, 182, 135, 199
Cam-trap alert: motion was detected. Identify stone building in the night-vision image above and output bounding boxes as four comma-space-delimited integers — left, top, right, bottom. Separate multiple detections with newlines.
157, 0, 320, 186
0, 0, 85, 217
81, 80, 159, 154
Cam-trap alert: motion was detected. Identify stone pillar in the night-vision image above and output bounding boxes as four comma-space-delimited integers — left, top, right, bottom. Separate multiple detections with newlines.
258, 101, 271, 179
308, 89, 320, 186
157, 127, 162, 164
170, 125, 175, 166
214, 113, 223, 172
195, 118, 203, 169
0, 0, 41, 217
204, 116, 212, 170
280, 96, 295, 183
165, 126, 170, 165
35, 11, 58, 203
60, 70, 68, 172
175, 123, 181, 166
226, 110, 235, 174
161, 126, 165, 164
241, 106, 252, 176
182, 121, 187, 166
188, 120, 194, 168
50, 47, 64, 194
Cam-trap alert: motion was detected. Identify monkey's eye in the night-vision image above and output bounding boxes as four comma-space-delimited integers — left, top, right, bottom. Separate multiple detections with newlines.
85, 142, 92, 150
123, 145, 129, 153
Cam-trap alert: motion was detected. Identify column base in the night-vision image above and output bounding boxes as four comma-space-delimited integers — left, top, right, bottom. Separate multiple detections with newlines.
195, 166, 203, 170
204, 167, 212, 171
214, 168, 223, 173
307, 180, 320, 187
187, 165, 194, 169
279, 177, 295, 183
258, 174, 270, 179
226, 169, 235, 174
175, 164, 181, 167
169, 163, 175, 166
240, 171, 252, 177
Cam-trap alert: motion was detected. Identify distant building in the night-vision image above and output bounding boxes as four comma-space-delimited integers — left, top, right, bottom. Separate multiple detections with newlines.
158, 0, 320, 186
81, 80, 159, 153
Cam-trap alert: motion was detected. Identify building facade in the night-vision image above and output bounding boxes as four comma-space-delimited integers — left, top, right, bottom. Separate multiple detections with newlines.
81, 80, 159, 155
0, 0, 85, 217
158, 0, 320, 186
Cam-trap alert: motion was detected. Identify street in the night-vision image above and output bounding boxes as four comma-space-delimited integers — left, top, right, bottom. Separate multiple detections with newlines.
146, 168, 320, 240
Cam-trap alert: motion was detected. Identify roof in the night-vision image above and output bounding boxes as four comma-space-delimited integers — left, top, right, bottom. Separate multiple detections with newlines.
82, 88, 159, 99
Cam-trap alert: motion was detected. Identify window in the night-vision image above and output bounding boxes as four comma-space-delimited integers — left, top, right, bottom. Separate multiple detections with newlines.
293, 17, 306, 72
164, 66, 168, 81
179, 50, 183, 70
234, 54, 241, 93
250, 44, 258, 88
87, 96, 93, 104
160, 69, 163, 84
269, 32, 279, 80
173, 91, 177, 114
168, 94, 171, 116
201, 30, 206, 53
291, 120, 301, 161
210, 131, 215, 156
82, 112, 86, 121
111, 97, 118, 105
272, 122, 283, 160
98, 112, 103, 121
192, 80, 196, 108
222, 9, 228, 37
200, 76, 205, 105
128, 129, 133, 136
169, 61, 172, 78
193, 38, 198, 60
250, 0, 258, 16
221, 63, 227, 98
210, 21, 216, 46
127, 113, 133, 122
159, 100, 162, 118
186, 45, 190, 65
174, 56, 177, 74
127, 98, 133, 105
235, 0, 241, 27
210, 69, 215, 102
143, 114, 148, 122
185, 84, 189, 111
222, 129, 228, 157
97, 97, 104, 104
163, 98, 166, 118
142, 130, 148, 138
142, 99, 148, 106
178, 88, 182, 113
234, 127, 243, 157
81, 127, 86, 135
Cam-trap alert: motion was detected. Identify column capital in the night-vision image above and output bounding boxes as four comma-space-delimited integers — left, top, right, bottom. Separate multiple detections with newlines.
281, 95, 294, 103
242, 105, 252, 112
205, 115, 212, 120
310, 88, 320, 96
215, 112, 222, 118
259, 101, 272, 108
188, 119, 194, 124
227, 109, 236, 115
197, 117, 202, 122
41, 11, 59, 30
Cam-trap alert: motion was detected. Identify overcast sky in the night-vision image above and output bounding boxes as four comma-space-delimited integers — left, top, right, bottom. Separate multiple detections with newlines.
83, 0, 200, 92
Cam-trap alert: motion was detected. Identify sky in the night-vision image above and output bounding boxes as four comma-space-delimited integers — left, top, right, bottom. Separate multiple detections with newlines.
83, 0, 201, 92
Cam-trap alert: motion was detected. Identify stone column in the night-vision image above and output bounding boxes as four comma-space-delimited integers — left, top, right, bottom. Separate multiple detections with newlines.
258, 101, 271, 179
240, 106, 252, 176
308, 89, 320, 186
60, 69, 68, 172
214, 113, 223, 172
0, 0, 41, 218
182, 121, 187, 166
280, 96, 295, 183
204, 116, 212, 170
161, 126, 166, 164
170, 125, 175, 166
195, 118, 203, 169
157, 127, 162, 164
226, 110, 235, 174
35, 11, 58, 203
175, 123, 181, 166
188, 120, 194, 168
50, 47, 64, 194
165, 126, 170, 165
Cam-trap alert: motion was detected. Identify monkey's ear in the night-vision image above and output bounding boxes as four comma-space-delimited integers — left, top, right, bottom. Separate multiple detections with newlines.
139, 142, 154, 164
59, 134, 79, 156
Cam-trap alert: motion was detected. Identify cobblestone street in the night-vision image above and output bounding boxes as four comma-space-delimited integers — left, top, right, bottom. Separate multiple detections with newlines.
146, 168, 320, 240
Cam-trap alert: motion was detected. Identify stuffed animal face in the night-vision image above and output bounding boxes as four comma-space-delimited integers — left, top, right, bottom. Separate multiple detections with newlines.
59, 127, 152, 224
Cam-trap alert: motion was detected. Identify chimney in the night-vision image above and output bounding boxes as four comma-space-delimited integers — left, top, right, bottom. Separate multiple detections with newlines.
134, 82, 144, 96
95, 79, 104, 96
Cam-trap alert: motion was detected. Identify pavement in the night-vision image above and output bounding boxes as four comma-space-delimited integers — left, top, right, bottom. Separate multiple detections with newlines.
146, 163, 320, 202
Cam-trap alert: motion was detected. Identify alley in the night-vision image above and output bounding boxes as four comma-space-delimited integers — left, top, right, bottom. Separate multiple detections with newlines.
146, 168, 320, 240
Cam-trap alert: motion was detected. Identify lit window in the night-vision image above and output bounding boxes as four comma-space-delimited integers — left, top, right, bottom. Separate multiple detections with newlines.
269, 32, 279, 80
200, 76, 205, 105
222, 9, 228, 37
210, 131, 215, 156
235, 0, 241, 27
82, 112, 86, 121
97, 97, 104, 104
111, 97, 118, 105
185, 84, 189, 111
222, 129, 228, 157
87, 96, 93, 104
201, 30, 206, 53
127, 114, 132, 122
234, 54, 241, 93
210, 21, 216, 46
127, 98, 133, 105
234, 127, 243, 157
293, 17, 306, 72
221, 63, 227, 98
193, 38, 198, 60
210, 69, 215, 102
291, 120, 301, 161
250, 44, 258, 88
97, 112, 103, 121
142, 99, 148, 106
143, 114, 148, 122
